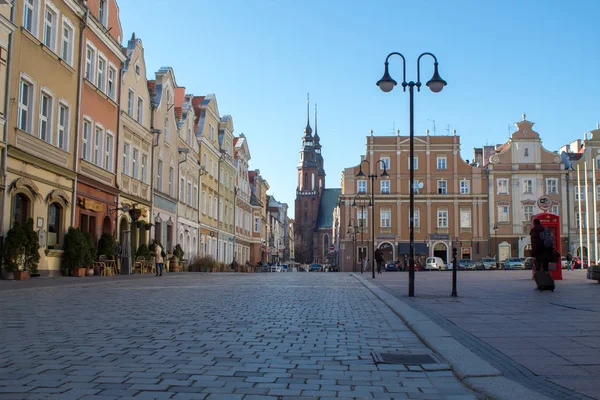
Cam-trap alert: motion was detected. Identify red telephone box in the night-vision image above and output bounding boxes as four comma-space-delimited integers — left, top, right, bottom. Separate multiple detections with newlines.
531, 212, 563, 280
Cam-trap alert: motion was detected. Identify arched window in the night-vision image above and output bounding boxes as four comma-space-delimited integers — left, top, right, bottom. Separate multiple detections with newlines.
47, 202, 63, 248
311, 173, 315, 190
192, 237, 197, 257
12, 193, 31, 227
179, 233, 184, 249
186, 234, 191, 258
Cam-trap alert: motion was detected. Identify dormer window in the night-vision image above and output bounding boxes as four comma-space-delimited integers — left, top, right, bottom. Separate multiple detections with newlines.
524, 148, 529, 157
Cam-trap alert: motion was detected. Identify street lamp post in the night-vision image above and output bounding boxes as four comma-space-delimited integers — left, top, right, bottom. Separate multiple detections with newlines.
356, 159, 389, 279
376, 51, 447, 296
347, 221, 357, 272
493, 223, 499, 269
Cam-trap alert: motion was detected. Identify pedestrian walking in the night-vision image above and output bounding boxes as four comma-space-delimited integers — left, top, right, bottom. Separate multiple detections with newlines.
566, 252, 573, 271
530, 219, 552, 272
153, 240, 164, 276
375, 248, 384, 274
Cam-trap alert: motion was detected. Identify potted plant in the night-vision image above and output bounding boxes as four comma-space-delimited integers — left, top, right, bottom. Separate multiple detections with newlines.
62, 227, 90, 277
3, 222, 27, 280
84, 232, 96, 276
23, 219, 40, 278
144, 223, 152, 231
171, 244, 184, 272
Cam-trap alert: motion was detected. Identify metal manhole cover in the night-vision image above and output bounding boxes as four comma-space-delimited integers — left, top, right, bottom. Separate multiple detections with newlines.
372, 352, 437, 364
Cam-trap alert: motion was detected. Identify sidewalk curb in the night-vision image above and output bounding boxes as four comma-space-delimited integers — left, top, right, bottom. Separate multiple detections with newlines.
354, 274, 551, 400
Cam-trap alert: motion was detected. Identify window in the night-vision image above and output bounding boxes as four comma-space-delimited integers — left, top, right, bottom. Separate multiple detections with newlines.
497, 178, 509, 194
93, 126, 103, 166
187, 181, 192, 205
380, 180, 390, 194
254, 216, 260, 232
47, 203, 63, 248
43, 6, 57, 51
413, 209, 420, 228
122, 143, 130, 175
460, 180, 470, 194
219, 200, 223, 221
169, 167, 174, 196
98, 0, 108, 27
523, 179, 533, 194
12, 193, 31, 227
437, 180, 447, 194
97, 56, 106, 91
85, 45, 95, 81
141, 154, 148, 184
575, 186, 585, 201
57, 103, 68, 150
156, 160, 163, 190
437, 156, 447, 170
357, 180, 367, 193
380, 157, 390, 170
164, 118, 170, 143
61, 19, 74, 65
576, 212, 587, 228
127, 89, 134, 116
136, 97, 143, 124
498, 205, 510, 222
437, 209, 448, 228
523, 205, 534, 221
104, 133, 113, 172
208, 195, 213, 217
551, 204, 559, 216
132, 149, 138, 179
179, 177, 185, 201
18, 79, 33, 133
107, 66, 116, 100
82, 119, 91, 161
546, 178, 558, 194
209, 124, 215, 140
39, 91, 52, 143
187, 128, 192, 145
357, 209, 368, 228
193, 185, 198, 208
524, 148, 529, 157
380, 210, 391, 228
407, 157, 418, 170
203, 153, 207, 168
597, 157, 600, 171
460, 209, 471, 228
209, 158, 213, 176
24, 0, 37, 34
202, 191, 207, 214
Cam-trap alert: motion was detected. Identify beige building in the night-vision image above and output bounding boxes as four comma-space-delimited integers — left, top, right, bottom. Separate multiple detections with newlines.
233, 133, 252, 266
5, 0, 83, 276
338, 131, 488, 272
249, 169, 268, 263
117, 33, 152, 252
481, 115, 566, 261
217, 115, 236, 264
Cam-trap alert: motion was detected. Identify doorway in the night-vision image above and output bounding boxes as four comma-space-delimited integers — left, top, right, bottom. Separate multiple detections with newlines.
433, 242, 448, 263
379, 242, 393, 261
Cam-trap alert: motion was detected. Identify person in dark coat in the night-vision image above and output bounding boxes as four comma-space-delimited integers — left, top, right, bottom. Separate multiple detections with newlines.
375, 248, 384, 274
530, 219, 550, 271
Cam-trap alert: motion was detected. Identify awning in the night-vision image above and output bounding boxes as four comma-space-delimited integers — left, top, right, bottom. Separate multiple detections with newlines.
398, 242, 428, 255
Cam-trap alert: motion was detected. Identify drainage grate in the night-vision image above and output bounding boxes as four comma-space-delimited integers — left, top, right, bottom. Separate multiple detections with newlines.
372, 352, 437, 364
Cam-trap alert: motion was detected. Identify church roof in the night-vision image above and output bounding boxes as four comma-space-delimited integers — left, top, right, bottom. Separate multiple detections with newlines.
316, 188, 341, 229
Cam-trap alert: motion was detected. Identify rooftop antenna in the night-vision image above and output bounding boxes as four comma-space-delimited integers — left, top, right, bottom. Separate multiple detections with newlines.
445, 124, 451, 136
427, 119, 436, 135
508, 123, 515, 139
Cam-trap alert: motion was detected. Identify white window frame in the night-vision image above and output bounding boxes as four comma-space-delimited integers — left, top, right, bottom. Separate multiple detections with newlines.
187, 181, 192, 205
437, 156, 447, 170
98, 0, 108, 27
576, 212, 587, 228
57, 101, 69, 151
104, 131, 114, 172
24, 0, 39, 36
546, 178, 558, 194
523, 204, 534, 221
164, 118, 170, 143
43, 3, 59, 52
93, 125, 104, 167
523, 179, 533, 194
127, 89, 134, 116
97, 53, 107, 92
179, 176, 185, 201
380, 157, 390, 170
122, 142, 130, 175
81, 117, 92, 161
168, 167, 174, 197
408, 157, 418, 170
413, 209, 420, 228
202, 191, 207, 214
357, 209, 368, 228
156, 160, 163, 190
575, 186, 585, 201
460, 209, 471, 228
141, 154, 148, 184
460, 179, 470, 194
193, 185, 198, 208
498, 205, 510, 222
107, 64, 116, 100
437, 209, 448, 228
60, 17, 75, 66
39, 89, 53, 143
437, 179, 447, 194
136, 96, 143, 124
380, 180, 390, 194
596, 157, 600, 171
85, 42, 96, 82
380, 209, 391, 228
18, 76, 35, 134
208, 195, 213, 217
497, 178, 509, 195
132, 148, 139, 179
357, 180, 367, 194
254, 216, 260, 232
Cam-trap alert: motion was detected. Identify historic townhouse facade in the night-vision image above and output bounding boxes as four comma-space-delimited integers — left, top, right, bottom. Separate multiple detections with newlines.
75, 0, 125, 242
267, 196, 289, 263
338, 131, 488, 272
481, 115, 566, 261
174, 89, 199, 260
5, 0, 82, 276
217, 115, 236, 264
249, 169, 268, 263
233, 133, 252, 266
117, 33, 152, 250
148, 67, 180, 252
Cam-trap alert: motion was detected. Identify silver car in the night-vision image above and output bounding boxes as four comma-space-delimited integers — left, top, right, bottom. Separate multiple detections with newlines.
477, 257, 497, 270
504, 257, 525, 270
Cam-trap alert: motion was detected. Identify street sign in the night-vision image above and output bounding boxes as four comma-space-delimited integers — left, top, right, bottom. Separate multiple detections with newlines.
329, 245, 334, 250
537, 196, 552, 211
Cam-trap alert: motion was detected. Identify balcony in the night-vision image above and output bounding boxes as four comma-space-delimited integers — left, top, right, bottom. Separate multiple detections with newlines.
15, 129, 70, 168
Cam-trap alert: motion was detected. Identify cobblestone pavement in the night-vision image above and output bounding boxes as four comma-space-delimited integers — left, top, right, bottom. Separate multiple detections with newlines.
0, 273, 480, 400
369, 269, 600, 400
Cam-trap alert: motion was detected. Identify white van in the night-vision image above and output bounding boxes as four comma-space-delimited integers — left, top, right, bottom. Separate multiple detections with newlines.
426, 257, 446, 270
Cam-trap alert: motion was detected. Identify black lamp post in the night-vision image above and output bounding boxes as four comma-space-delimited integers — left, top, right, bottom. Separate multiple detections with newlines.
493, 223, 499, 269
352, 194, 370, 274
376, 51, 447, 296
356, 159, 389, 279
347, 221, 357, 272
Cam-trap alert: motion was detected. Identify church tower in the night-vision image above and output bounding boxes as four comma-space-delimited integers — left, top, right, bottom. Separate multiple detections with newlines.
294, 95, 325, 263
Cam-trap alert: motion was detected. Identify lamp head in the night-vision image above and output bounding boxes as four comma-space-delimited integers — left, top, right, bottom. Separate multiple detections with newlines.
426, 62, 447, 93
376, 62, 397, 93
356, 166, 366, 178
351, 198, 357, 207
380, 165, 389, 179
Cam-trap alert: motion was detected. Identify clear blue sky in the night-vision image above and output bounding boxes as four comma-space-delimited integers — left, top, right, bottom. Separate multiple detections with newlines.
118, 0, 600, 217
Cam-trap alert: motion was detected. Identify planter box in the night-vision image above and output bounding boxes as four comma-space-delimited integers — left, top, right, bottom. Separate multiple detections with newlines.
587, 266, 600, 282
73, 268, 86, 277
13, 271, 30, 281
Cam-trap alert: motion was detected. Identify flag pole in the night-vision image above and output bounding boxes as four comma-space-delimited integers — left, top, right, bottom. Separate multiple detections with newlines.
577, 165, 583, 260
585, 162, 591, 263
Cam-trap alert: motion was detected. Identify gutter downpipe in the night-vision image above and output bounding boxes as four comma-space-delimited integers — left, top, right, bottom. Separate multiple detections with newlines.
149, 104, 159, 244
71, 4, 89, 226
114, 62, 123, 239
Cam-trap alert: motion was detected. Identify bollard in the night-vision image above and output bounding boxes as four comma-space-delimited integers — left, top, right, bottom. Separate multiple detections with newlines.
451, 247, 458, 297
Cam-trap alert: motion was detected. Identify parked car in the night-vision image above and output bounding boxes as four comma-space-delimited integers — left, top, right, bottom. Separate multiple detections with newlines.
477, 257, 497, 270
504, 257, 525, 270
385, 261, 398, 271
425, 257, 445, 270
309, 263, 322, 272
524, 257, 535, 270
457, 259, 476, 270
560, 257, 569, 270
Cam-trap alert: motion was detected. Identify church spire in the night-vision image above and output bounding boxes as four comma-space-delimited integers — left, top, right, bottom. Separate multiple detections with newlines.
303, 93, 312, 139
314, 103, 321, 148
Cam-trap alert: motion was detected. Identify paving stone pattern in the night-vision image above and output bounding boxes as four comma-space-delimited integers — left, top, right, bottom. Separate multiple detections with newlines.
0, 273, 480, 399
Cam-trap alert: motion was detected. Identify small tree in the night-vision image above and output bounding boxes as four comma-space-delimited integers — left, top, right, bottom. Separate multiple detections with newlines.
84, 232, 96, 268
173, 244, 184, 263
136, 243, 152, 260
97, 233, 116, 258
23, 218, 40, 274
62, 227, 88, 275
2, 222, 27, 273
